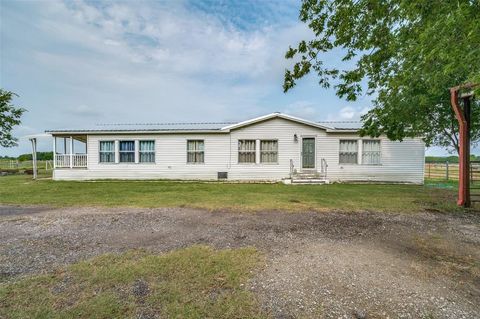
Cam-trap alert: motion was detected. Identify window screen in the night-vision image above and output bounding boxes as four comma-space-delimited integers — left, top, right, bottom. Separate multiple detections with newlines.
238, 140, 256, 163
260, 140, 278, 163
339, 140, 358, 164
99, 141, 115, 163
187, 140, 204, 163
362, 140, 381, 165
119, 141, 135, 163
139, 140, 155, 163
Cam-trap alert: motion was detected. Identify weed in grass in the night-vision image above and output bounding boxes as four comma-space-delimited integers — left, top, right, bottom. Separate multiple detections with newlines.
0, 245, 266, 319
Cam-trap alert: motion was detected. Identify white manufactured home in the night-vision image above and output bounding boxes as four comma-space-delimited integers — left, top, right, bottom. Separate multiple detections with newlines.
46, 113, 425, 184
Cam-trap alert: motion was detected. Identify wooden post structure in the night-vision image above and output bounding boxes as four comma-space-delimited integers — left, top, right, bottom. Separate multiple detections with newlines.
450, 83, 479, 207
29, 138, 37, 180
446, 161, 449, 181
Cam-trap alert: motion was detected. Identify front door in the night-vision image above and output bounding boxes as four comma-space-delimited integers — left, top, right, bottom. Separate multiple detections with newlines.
302, 138, 315, 169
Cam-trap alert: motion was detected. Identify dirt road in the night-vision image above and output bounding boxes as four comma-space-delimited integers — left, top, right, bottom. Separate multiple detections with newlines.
1, 206, 479, 318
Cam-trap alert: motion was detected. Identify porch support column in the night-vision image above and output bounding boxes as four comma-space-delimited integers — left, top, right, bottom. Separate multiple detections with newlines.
358, 140, 363, 165
114, 140, 120, 164
53, 136, 56, 169
70, 136, 73, 168
255, 139, 260, 164
134, 140, 139, 164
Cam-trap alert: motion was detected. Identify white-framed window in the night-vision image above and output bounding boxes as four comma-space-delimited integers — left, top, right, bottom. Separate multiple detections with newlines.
187, 140, 204, 163
260, 140, 278, 163
139, 140, 155, 163
99, 141, 115, 163
362, 140, 381, 165
119, 141, 135, 163
339, 140, 358, 164
238, 140, 256, 163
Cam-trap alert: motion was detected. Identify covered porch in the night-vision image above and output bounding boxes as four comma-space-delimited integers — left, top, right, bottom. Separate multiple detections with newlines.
53, 135, 88, 168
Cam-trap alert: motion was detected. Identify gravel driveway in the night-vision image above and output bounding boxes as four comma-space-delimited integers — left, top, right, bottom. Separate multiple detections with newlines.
1, 205, 479, 319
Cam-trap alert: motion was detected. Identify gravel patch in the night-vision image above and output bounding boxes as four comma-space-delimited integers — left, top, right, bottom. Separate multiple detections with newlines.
1, 206, 479, 318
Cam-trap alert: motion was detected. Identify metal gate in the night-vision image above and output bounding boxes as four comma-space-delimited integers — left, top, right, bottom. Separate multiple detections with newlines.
470, 161, 480, 203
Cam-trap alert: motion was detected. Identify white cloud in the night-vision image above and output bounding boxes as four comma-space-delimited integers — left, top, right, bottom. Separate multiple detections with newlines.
327, 106, 371, 121
283, 101, 319, 119
41, 0, 292, 79
339, 106, 356, 119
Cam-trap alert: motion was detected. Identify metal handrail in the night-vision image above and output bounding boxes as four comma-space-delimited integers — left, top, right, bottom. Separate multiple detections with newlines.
289, 159, 294, 178
321, 158, 328, 179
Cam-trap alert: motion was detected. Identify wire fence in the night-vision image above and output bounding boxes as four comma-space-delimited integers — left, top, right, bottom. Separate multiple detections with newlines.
0, 160, 53, 171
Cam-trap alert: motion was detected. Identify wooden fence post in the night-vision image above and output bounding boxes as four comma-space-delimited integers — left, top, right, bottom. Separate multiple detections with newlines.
471, 162, 473, 182
446, 161, 449, 180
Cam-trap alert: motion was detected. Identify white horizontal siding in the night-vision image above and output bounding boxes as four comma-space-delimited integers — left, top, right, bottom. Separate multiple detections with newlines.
56, 134, 231, 180
53, 118, 425, 183
228, 118, 325, 180
319, 134, 424, 184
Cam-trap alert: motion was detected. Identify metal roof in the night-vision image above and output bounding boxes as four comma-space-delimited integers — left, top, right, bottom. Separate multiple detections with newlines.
46, 122, 235, 133
45, 113, 363, 134
318, 121, 362, 130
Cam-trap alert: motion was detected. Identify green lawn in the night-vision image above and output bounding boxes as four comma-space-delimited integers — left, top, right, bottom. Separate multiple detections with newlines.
0, 174, 463, 213
0, 246, 266, 319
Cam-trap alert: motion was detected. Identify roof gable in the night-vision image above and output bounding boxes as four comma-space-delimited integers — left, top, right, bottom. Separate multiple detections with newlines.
220, 113, 332, 131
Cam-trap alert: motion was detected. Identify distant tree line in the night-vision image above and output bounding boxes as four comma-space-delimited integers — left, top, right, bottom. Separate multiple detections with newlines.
0, 155, 16, 160
16, 152, 53, 161
425, 155, 480, 163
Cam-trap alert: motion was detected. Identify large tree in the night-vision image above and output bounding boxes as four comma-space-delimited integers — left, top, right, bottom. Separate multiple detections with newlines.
0, 89, 26, 147
284, 0, 480, 153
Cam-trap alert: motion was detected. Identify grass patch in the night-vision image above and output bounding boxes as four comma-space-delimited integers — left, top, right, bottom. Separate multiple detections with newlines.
0, 175, 465, 213
0, 245, 265, 319
412, 235, 479, 280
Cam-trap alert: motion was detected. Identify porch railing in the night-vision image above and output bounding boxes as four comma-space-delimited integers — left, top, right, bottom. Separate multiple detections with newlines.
55, 154, 87, 168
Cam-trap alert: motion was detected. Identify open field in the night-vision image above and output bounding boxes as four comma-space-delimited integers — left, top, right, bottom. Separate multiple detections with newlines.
1, 206, 479, 318
0, 174, 466, 213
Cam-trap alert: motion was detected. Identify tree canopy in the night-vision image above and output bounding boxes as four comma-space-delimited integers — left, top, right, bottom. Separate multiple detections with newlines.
0, 89, 26, 147
284, 0, 480, 153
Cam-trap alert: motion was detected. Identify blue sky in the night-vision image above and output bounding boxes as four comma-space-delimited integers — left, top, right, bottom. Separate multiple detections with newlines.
1, 0, 451, 156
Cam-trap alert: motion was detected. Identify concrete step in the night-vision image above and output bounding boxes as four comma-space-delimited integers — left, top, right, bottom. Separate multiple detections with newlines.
291, 179, 328, 184
292, 174, 326, 178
